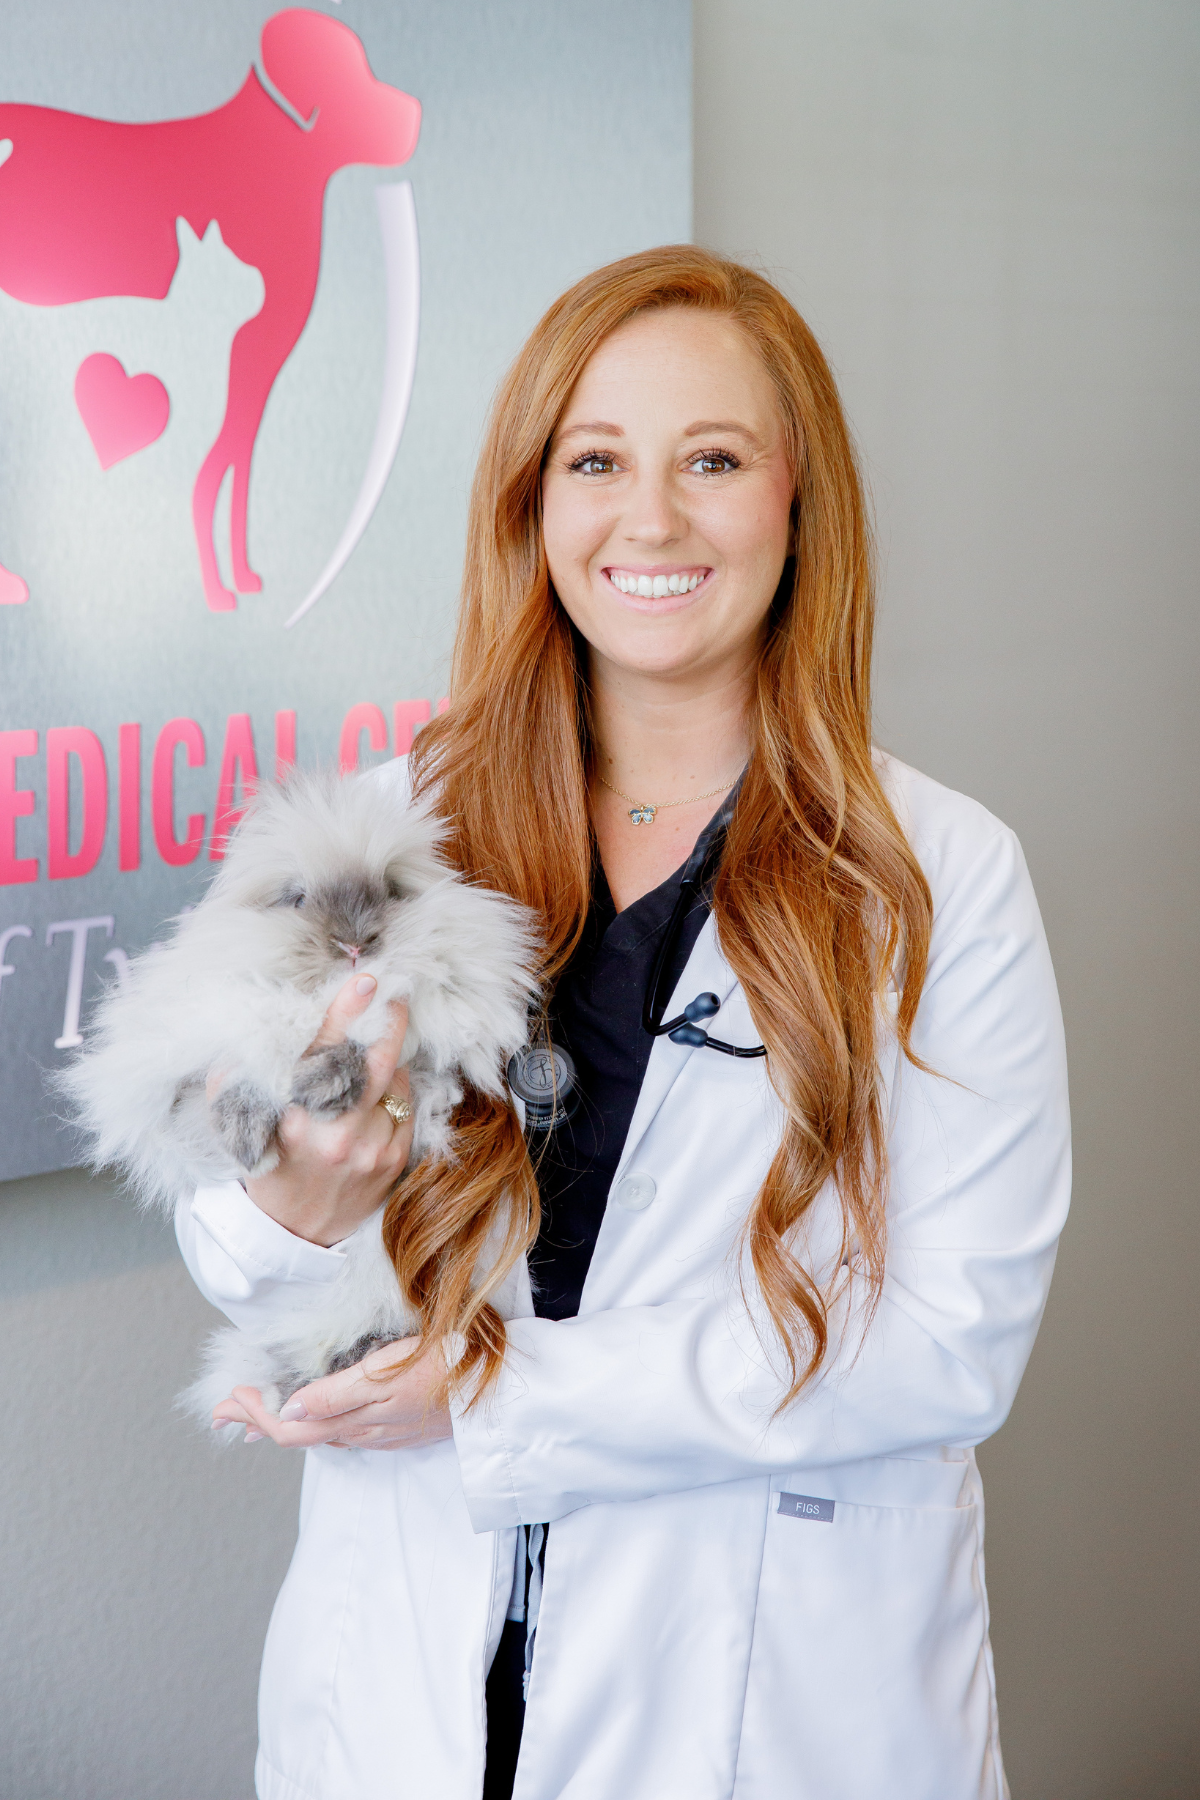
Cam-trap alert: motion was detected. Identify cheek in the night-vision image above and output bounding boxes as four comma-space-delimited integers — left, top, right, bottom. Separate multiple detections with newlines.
697, 477, 793, 573
542, 479, 610, 588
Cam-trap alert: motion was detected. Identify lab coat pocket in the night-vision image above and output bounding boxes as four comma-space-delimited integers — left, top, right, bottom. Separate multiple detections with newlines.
733, 1465, 1004, 1800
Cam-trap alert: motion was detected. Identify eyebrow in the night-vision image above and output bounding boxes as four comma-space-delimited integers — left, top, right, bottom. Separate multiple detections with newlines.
683, 419, 763, 445
554, 418, 763, 445
555, 420, 625, 439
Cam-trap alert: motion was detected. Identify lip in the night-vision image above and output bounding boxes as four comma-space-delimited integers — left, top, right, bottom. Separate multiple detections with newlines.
601, 565, 714, 611
604, 563, 711, 579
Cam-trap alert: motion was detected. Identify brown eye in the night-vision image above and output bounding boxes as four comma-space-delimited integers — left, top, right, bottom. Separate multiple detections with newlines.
688, 450, 740, 476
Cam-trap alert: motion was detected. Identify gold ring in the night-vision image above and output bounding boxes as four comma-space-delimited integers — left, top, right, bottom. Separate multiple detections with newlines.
379, 1093, 412, 1127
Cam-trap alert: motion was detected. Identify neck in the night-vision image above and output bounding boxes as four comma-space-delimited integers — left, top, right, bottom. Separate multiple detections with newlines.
588, 651, 756, 802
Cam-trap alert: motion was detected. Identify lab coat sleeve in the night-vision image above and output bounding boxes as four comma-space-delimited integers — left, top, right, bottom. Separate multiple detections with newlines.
173, 753, 408, 1325
451, 823, 1072, 1531
175, 1180, 349, 1330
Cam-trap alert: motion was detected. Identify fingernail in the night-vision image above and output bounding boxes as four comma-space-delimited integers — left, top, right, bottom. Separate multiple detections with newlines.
244, 1429, 264, 1443
355, 975, 376, 995
211, 1417, 231, 1430
279, 1399, 309, 1422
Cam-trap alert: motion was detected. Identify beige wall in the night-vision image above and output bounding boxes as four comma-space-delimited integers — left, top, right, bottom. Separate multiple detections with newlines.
694, 3, 1199, 1795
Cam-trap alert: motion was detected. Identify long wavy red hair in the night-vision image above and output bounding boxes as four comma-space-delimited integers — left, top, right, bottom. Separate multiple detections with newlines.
385, 245, 933, 1408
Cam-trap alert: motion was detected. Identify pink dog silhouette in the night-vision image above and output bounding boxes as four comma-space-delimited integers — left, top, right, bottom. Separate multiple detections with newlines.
0, 8, 420, 611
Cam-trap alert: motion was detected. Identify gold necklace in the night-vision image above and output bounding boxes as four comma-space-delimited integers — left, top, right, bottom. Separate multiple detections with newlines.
597, 770, 738, 827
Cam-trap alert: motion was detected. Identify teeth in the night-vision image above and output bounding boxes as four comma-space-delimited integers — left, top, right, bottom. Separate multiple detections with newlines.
610, 571, 705, 595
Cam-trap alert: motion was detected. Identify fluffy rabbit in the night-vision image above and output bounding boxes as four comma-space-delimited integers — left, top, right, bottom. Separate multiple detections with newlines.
62, 767, 538, 1418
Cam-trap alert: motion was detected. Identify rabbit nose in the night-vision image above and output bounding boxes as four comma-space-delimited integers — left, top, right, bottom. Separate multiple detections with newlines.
333, 939, 361, 964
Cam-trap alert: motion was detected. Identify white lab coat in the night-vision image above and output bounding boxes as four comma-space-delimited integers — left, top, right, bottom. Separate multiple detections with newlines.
175, 753, 1070, 1800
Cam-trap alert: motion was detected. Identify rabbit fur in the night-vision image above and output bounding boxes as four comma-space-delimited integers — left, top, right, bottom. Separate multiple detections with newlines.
61, 767, 538, 1421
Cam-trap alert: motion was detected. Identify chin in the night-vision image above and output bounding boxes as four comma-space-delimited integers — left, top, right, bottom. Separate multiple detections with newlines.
604, 638, 704, 679
602, 612, 727, 673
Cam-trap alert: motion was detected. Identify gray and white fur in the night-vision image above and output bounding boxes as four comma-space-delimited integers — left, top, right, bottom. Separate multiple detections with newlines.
61, 768, 538, 1421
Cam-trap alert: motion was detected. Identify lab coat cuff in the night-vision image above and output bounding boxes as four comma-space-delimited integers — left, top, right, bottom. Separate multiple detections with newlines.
188, 1180, 350, 1287
448, 1333, 531, 1533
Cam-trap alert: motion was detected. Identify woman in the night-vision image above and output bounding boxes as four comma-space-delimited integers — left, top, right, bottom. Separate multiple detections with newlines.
193, 247, 1070, 1800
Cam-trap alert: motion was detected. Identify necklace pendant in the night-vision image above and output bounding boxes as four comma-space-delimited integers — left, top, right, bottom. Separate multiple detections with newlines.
629, 803, 657, 826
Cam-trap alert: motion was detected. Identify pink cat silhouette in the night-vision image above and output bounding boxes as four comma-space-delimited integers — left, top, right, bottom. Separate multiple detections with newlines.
0, 8, 420, 611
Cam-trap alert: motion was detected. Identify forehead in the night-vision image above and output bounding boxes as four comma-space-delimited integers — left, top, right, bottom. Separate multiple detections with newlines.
557, 308, 781, 437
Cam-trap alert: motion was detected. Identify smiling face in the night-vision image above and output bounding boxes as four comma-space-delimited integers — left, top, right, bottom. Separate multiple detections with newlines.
541, 308, 796, 689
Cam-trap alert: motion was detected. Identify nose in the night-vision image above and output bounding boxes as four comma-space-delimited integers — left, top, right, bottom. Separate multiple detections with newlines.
623, 467, 686, 549
332, 939, 361, 965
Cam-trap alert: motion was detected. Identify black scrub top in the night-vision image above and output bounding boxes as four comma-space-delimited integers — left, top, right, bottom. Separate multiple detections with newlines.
529, 799, 730, 1317
482, 792, 736, 1800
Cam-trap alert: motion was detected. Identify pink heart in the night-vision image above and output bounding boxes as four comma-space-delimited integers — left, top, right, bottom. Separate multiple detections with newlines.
75, 353, 170, 470
0, 566, 28, 605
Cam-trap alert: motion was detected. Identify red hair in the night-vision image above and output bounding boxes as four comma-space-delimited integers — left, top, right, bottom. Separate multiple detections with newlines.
387, 246, 932, 1407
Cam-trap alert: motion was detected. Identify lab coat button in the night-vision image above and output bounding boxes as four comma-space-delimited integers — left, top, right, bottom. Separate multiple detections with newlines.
614, 1172, 656, 1212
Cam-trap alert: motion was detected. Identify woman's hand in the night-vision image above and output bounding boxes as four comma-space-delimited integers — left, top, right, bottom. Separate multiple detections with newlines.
212, 1338, 452, 1450
236, 974, 414, 1248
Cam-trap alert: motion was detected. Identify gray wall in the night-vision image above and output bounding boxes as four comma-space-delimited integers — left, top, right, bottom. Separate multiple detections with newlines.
0, 1170, 300, 1797
695, 2, 1199, 1796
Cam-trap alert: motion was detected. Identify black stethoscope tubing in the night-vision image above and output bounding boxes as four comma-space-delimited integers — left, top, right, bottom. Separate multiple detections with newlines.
641, 836, 767, 1059
509, 800, 766, 1130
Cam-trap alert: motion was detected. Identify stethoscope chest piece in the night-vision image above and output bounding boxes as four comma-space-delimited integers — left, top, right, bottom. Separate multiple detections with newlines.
507, 1043, 580, 1131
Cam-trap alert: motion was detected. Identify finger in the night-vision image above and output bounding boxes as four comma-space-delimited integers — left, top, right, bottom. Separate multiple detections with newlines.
278, 1395, 418, 1436
212, 1386, 265, 1429
212, 1396, 256, 1429
205, 1062, 233, 1107
372, 1060, 412, 1120
359, 1087, 410, 1173
229, 1385, 352, 1450
360, 1001, 411, 1112
279, 1365, 376, 1422
279, 1339, 421, 1422
306, 972, 380, 1054
276, 1086, 400, 1174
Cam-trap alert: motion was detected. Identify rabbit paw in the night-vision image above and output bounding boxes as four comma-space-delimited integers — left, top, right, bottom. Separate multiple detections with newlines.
291, 1039, 369, 1116
212, 1080, 283, 1171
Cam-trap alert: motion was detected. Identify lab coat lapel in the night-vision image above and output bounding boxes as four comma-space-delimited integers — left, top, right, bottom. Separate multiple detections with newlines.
614, 913, 739, 1178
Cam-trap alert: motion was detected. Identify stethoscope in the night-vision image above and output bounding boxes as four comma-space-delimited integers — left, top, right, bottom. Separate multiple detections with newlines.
641, 843, 767, 1059
507, 809, 765, 1131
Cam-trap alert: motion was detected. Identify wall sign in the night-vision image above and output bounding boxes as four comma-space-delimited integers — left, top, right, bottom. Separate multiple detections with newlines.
0, 0, 691, 1180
